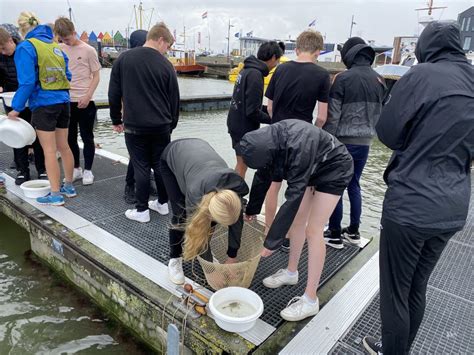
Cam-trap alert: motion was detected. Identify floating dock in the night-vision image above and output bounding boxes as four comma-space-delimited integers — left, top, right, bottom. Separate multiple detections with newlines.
0, 142, 472, 353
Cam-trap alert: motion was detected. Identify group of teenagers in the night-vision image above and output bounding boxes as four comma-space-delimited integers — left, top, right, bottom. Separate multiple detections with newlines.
0, 10, 472, 355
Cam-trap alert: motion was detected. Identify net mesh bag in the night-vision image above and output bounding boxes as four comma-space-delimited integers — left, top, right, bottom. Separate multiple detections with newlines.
197, 222, 264, 290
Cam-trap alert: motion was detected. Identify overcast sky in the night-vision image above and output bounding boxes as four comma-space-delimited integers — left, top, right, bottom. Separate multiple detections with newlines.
0, 0, 471, 52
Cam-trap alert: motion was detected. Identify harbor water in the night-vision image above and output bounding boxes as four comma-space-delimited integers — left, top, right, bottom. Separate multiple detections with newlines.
1, 70, 391, 352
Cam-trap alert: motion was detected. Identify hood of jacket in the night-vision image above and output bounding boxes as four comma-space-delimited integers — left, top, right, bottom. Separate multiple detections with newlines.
25, 25, 54, 43
342, 43, 375, 68
415, 21, 467, 64
243, 55, 269, 76
239, 125, 278, 169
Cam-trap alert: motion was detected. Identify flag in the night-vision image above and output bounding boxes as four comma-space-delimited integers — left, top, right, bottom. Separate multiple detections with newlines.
308, 19, 316, 27
198, 31, 201, 44
202, 11, 208, 19
234, 32, 240, 38
246, 30, 253, 37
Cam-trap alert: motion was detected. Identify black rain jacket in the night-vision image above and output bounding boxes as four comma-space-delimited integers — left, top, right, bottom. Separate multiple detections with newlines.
240, 120, 353, 250
324, 43, 386, 145
376, 21, 474, 231
227, 55, 271, 141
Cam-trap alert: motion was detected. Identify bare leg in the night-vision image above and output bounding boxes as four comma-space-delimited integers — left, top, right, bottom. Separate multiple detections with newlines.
55, 128, 74, 183
305, 191, 341, 300
287, 187, 314, 273
264, 181, 282, 235
36, 130, 61, 192
235, 155, 248, 179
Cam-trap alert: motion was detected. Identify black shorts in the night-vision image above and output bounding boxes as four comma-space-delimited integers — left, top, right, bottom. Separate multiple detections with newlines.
231, 135, 243, 156
309, 156, 353, 196
32, 103, 70, 132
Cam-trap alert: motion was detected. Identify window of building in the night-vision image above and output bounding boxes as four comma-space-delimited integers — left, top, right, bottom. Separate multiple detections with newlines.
463, 36, 472, 50
461, 17, 466, 31
466, 17, 472, 32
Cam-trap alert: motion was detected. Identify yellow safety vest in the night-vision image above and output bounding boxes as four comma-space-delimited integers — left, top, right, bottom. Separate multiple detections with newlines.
28, 38, 70, 91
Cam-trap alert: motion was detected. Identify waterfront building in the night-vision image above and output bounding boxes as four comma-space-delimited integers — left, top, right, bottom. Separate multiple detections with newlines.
458, 6, 474, 52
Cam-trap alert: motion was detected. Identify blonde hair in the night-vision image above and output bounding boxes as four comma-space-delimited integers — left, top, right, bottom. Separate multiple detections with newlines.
147, 22, 174, 45
183, 190, 242, 261
18, 11, 40, 37
296, 29, 324, 53
54, 17, 75, 37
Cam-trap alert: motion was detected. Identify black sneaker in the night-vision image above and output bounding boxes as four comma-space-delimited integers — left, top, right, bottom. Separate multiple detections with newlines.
124, 184, 137, 204
38, 172, 48, 180
280, 238, 290, 252
342, 226, 361, 245
363, 336, 383, 355
324, 229, 344, 249
15, 171, 30, 186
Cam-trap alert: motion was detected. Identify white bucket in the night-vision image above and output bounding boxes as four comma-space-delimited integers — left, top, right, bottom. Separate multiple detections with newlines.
0, 92, 16, 108
208, 287, 264, 333
0, 114, 36, 149
20, 180, 51, 199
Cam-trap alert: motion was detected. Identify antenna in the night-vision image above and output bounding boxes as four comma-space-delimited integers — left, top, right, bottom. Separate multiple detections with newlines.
415, 0, 446, 16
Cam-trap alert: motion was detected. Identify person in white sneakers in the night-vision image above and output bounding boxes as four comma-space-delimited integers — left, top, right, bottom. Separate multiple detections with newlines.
54, 17, 100, 186
160, 138, 249, 284
240, 120, 353, 321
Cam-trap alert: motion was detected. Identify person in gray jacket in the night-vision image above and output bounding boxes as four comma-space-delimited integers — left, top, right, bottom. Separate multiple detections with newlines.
363, 22, 474, 355
323, 37, 386, 249
240, 120, 353, 321
160, 138, 249, 285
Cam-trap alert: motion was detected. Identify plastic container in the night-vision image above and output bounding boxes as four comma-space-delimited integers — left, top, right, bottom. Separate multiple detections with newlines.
0, 92, 16, 107
0, 114, 36, 149
20, 180, 50, 199
208, 287, 264, 333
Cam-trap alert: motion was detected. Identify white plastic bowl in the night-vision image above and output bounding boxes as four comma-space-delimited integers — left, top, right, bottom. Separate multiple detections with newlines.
0, 114, 36, 149
209, 287, 264, 333
20, 180, 51, 199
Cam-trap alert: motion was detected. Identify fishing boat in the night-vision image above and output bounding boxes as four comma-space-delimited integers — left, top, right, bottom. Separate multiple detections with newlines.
168, 49, 206, 76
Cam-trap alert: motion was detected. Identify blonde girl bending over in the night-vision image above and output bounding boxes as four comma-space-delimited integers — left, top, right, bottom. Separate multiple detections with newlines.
160, 138, 249, 284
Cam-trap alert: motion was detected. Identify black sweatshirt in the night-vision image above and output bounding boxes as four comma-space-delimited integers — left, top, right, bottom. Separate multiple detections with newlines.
108, 46, 180, 134
227, 55, 271, 141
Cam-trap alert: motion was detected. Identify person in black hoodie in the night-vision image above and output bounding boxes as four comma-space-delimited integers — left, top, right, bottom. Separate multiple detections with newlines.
160, 138, 249, 285
227, 41, 282, 178
239, 120, 353, 321
109, 22, 179, 223
323, 37, 386, 249
0, 24, 46, 185
363, 22, 474, 355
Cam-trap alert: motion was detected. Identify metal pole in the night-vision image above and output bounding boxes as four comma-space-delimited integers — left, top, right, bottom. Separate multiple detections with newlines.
349, 15, 355, 38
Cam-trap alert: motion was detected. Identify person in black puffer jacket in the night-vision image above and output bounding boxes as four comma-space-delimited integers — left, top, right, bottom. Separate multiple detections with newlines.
323, 37, 386, 249
227, 41, 282, 178
0, 24, 46, 185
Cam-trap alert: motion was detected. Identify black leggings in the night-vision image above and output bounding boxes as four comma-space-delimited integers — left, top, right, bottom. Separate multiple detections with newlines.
68, 101, 97, 170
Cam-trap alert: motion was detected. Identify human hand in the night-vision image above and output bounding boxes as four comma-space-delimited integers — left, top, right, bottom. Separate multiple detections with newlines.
7, 110, 20, 120
77, 94, 92, 109
260, 247, 274, 258
224, 257, 237, 265
0, 86, 3, 93
244, 214, 256, 222
113, 124, 124, 133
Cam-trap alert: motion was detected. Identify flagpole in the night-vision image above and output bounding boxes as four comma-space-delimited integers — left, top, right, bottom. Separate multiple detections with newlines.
349, 14, 355, 38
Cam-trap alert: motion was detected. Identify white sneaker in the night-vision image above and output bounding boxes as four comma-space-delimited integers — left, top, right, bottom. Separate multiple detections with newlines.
82, 170, 94, 185
72, 167, 83, 181
262, 268, 298, 289
125, 209, 150, 223
280, 295, 320, 321
148, 200, 169, 215
168, 257, 185, 284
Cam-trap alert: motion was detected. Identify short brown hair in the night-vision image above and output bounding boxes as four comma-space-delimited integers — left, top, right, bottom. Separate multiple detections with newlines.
147, 22, 174, 45
54, 17, 75, 37
0, 28, 11, 45
296, 30, 324, 53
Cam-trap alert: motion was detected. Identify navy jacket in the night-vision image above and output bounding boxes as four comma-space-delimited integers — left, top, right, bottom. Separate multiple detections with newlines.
377, 22, 474, 231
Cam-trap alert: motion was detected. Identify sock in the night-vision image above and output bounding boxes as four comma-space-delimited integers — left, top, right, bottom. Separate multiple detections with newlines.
64, 181, 73, 188
303, 293, 317, 304
286, 269, 298, 277
51, 191, 61, 197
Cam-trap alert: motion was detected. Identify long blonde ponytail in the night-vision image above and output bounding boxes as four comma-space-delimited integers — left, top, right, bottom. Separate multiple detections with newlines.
18, 11, 40, 37
183, 189, 242, 261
